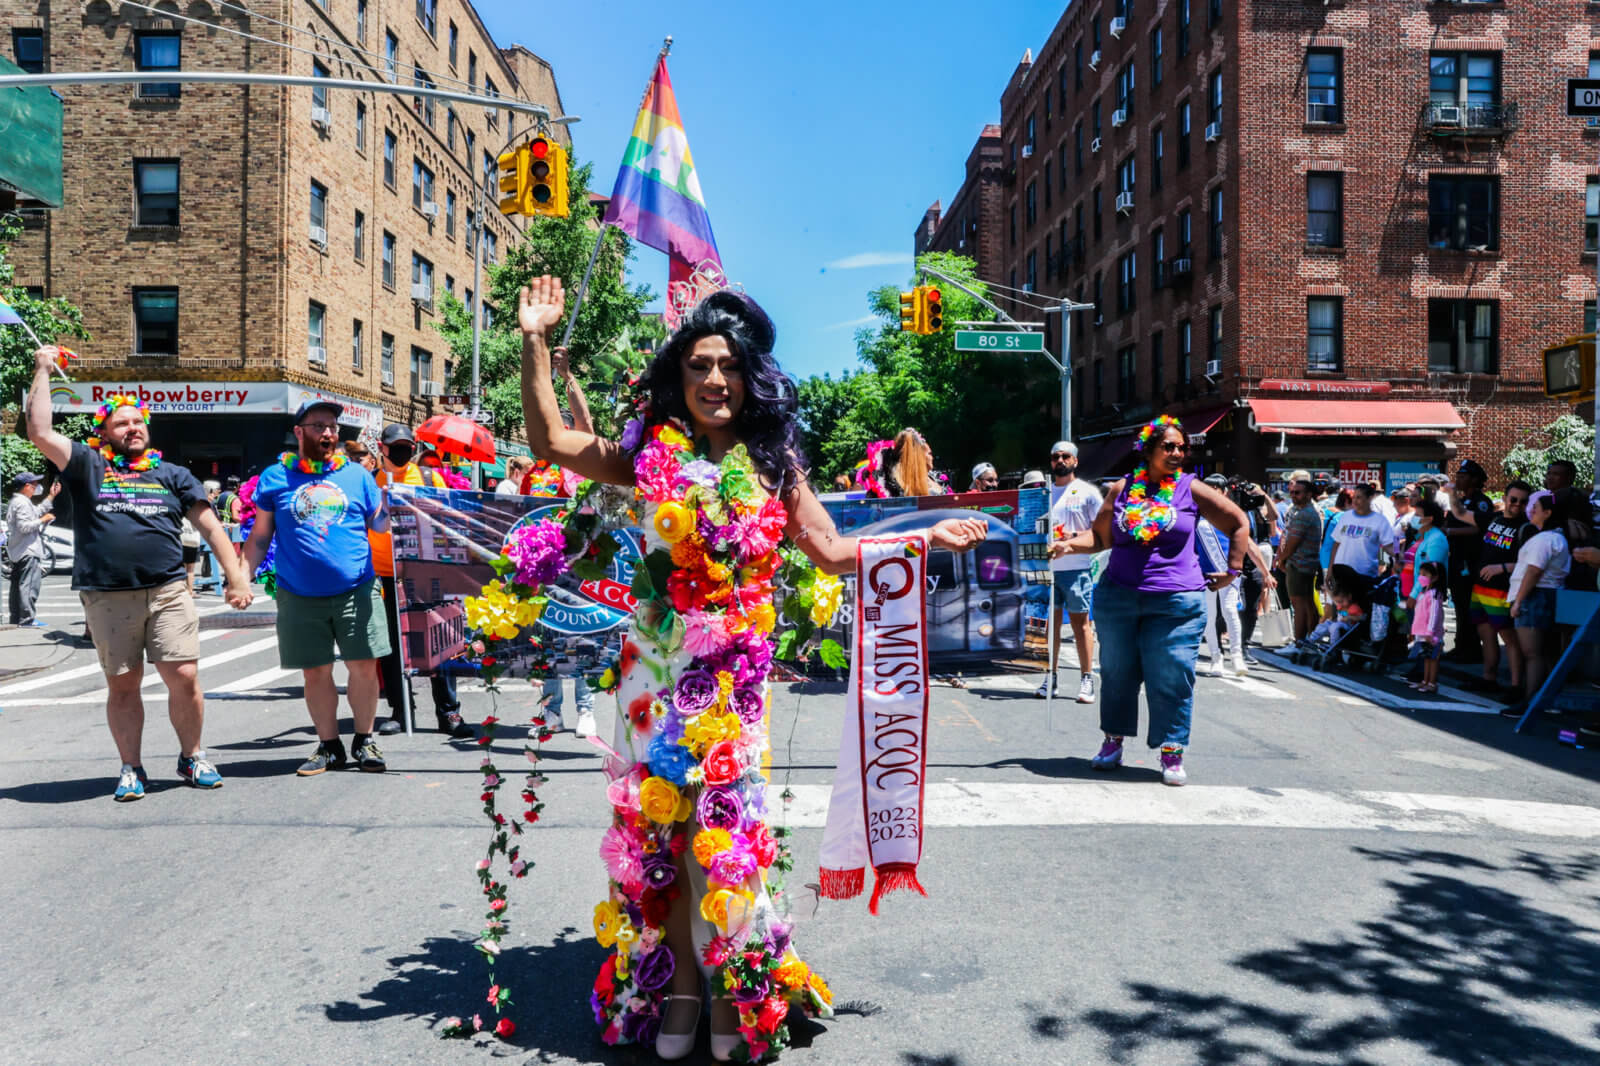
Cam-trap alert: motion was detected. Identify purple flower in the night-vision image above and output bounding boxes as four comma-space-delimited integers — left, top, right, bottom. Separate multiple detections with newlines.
673, 669, 719, 715
768, 921, 792, 959
728, 686, 765, 725
590, 990, 609, 1025
621, 418, 645, 451
506, 518, 570, 587
642, 855, 676, 888
732, 975, 770, 1005
620, 1006, 661, 1043
697, 786, 745, 831
680, 459, 720, 487
634, 946, 676, 991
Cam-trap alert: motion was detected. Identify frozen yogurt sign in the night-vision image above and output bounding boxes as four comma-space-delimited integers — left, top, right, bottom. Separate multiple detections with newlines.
45, 381, 382, 429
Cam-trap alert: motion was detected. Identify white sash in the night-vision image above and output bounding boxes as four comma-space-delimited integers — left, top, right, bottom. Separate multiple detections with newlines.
818, 534, 930, 913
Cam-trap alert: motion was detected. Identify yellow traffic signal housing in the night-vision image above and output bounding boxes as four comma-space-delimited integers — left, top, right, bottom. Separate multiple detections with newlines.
899, 290, 917, 332
525, 136, 570, 218
1543, 333, 1596, 400
921, 286, 943, 333
497, 145, 528, 216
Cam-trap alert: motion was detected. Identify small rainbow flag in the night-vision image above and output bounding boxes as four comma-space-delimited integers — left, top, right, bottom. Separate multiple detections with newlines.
602, 57, 723, 324
0, 297, 24, 326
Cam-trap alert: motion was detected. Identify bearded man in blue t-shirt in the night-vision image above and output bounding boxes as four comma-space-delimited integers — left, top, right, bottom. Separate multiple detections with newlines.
243, 400, 392, 775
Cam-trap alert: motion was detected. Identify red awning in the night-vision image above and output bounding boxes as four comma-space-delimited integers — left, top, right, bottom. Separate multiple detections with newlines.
1248, 397, 1464, 434
1073, 406, 1232, 478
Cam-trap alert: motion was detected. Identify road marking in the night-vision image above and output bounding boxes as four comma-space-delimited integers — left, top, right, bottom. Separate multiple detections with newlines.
1393, 749, 1501, 773
0, 629, 238, 696
202, 665, 297, 697
775, 782, 1600, 838
1217, 675, 1295, 700
0, 635, 277, 706
1253, 649, 1502, 714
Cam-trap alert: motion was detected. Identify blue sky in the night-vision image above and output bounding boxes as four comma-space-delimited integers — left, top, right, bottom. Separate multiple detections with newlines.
474, 0, 1067, 381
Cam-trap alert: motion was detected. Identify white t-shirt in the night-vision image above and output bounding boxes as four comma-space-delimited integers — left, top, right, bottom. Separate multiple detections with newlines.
1331, 509, 1399, 576
1049, 479, 1102, 573
494, 477, 523, 496
1370, 494, 1397, 526
1509, 529, 1571, 595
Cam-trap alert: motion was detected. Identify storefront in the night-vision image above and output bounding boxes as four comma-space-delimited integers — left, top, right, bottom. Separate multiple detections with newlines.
481, 438, 532, 490
43, 380, 385, 481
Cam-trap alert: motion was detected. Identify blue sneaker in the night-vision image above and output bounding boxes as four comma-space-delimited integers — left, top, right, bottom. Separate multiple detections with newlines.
1090, 735, 1124, 771
113, 764, 147, 802
177, 750, 223, 789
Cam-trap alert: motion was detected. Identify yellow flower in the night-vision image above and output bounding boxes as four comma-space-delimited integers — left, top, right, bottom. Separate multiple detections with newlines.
593, 900, 622, 948
810, 573, 844, 625
657, 425, 691, 450
682, 710, 739, 754
692, 828, 733, 868
699, 887, 736, 928
716, 671, 735, 706
639, 776, 685, 824
808, 972, 834, 1005
653, 501, 695, 545
614, 947, 631, 980
704, 559, 731, 582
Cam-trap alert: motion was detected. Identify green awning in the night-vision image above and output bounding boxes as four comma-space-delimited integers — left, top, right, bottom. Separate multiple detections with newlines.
482, 438, 532, 479
0, 55, 63, 207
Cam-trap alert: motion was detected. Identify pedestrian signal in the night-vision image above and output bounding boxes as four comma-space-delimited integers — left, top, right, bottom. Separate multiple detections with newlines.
899, 290, 917, 332
526, 136, 569, 219
497, 146, 528, 216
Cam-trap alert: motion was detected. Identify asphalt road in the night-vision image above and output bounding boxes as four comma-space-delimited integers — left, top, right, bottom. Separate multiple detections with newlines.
2, 573, 1598, 1066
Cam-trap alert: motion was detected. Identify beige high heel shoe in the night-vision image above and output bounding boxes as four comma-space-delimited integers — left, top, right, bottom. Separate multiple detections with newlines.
709, 997, 741, 1062
655, 993, 702, 1061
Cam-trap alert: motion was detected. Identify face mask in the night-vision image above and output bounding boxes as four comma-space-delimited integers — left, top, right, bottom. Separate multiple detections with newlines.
387, 443, 415, 467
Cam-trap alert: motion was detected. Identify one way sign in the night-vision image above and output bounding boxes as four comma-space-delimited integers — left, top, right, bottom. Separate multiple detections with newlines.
1569, 79, 1600, 116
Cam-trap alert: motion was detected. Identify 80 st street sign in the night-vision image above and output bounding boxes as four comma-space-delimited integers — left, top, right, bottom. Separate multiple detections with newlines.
954, 330, 1045, 352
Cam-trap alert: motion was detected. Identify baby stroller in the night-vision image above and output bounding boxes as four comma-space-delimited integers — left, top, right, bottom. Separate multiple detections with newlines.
1289, 572, 1402, 673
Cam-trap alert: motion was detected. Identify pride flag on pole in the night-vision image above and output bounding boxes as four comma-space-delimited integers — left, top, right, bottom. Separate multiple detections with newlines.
602, 57, 725, 326
0, 297, 24, 325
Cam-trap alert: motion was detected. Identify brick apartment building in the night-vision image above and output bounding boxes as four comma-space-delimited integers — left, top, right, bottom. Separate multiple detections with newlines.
915, 123, 1006, 284
5, 0, 568, 481
920, 0, 1596, 489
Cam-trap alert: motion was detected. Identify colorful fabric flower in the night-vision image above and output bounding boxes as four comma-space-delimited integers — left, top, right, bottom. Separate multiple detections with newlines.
639, 776, 687, 824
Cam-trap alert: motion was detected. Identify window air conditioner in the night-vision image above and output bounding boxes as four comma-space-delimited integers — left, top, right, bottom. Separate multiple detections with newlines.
1433, 104, 1462, 126
1113, 107, 1128, 127
419, 380, 445, 397
307, 345, 326, 365
381, 369, 395, 386
1089, 49, 1101, 70
1205, 121, 1221, 142
311, 106, 332, 129
1205, 359, 1221, 377
411, 282, 433, 302
1091, 136, 1102, 154
1111, 16, 1127, 37
1116, 190, 1135, 213
1022, 144, 1034, 158
309, 224, 328, 247
421, 201, 440, 218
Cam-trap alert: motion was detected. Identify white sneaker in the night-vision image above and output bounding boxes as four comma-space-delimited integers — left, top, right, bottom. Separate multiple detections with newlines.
1230, 656, 1247, 677
1075, 674, 1096, 703
1035, 676, 1057, 699
544, 711, 564, 732
1201, 659, 1222, 677
574, 709, 597, 738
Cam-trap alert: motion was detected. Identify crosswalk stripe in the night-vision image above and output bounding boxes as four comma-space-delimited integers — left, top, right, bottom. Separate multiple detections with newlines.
774, 782, 1600, 838
204, 665, 297, 697
0, 629, 239, 696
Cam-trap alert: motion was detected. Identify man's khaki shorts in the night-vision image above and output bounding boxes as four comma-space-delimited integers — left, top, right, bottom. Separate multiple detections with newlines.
80, 578, 201, 676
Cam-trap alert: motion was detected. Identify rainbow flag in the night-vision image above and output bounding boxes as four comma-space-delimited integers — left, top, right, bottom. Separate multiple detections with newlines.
0, 297, 23, 326
603, 57, 723, 324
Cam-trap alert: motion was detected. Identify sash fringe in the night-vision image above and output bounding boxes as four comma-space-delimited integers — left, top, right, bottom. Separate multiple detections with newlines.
817, 867, 865, 900
867, 863, 928, 915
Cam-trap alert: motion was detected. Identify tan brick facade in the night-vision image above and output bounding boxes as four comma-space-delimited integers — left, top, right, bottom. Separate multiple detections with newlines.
5, 0, 567, 477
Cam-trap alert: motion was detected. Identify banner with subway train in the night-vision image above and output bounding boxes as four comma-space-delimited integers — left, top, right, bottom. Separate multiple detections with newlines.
387, 483, 1055, 678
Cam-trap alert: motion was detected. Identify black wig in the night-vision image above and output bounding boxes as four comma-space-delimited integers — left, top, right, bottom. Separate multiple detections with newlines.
636, 291, 804, 491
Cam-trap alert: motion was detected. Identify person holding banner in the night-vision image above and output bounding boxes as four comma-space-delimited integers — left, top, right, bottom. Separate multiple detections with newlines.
1057, 415, 1251, 787
516, 276, 986, 1061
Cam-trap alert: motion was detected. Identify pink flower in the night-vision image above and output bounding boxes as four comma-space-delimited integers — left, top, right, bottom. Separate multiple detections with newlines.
634, 441, 682, 502
506, 518, 571, 587
599, 825, 644, 887
510, 859, 527, 877
472, 1014, 484, 1031
681, 609, 732, 659
481, 939, 501, 955
483, 774, 500, 787
476, 858, 491, 871
605, 768, 644, 815
487, 984, 501, 1004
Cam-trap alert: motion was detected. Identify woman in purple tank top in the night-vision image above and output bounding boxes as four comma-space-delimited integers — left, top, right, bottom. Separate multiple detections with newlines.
1056, 416, 1250, 785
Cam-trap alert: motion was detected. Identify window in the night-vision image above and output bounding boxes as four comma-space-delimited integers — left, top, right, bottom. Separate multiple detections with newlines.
1430, 52, 1499, 108
1075, 123, 1084, 174
444, 274, 454, 295
1045, 234, 1054, 280
383, 130, 396, 187
13, 28, 44, 73
1093, 184, 1103, 242
135, 32, 181, 98
1075, 40, 1084, 89
1092, 98, 1102, 141
385, 30, 398, 81
416, 0, 436, 39
465, 129, 475, 172
1151, 227, 1165, 289
412, 159, 434, 211
1588, 178, 1600, 254
1094, 360, 1104, 406
485, 76, 498, 128
352, 318, 364, 371
1044, 162, 1053, 210
1209, 0, 1221, 29
483, 149, 494, 198
1306, 172, 1342, 247
1060, 142, 1069, 190
381, 230, 395, 288
309, 179, 327, 237
483, 229, 496, 265
1591, 51, 1600, 79
1428, 175, 1497, 250
1117, 346, 1137, 404
446, 189, 456, 238
446, 108, 456, 151
1307, 297, 1342, 373
1178, 207, 1193, 254
468, 50, 478, 88
1587, 301, 1597, 334
1093, 16, 1102, 52
1117, 251, 1137, 313
1026, 250, 1037, 292
308, 301, 326, 362
1209, 305, 1224, 371
1178, 0, 1191, 57
1428, 299, 1498, 374
412, 253, 434, 304
1210, 187, 1224, 257
413, 68, 436, 128
1151, 126, 1164, 192
311, 60, 329, 111
1093, 271, 1104, 321
1178, 99, 1191, 169
1151, 27, 1163, 88
1116, 62, 1135, 120
355, 100, 367, 151
381, 332, 395, 387
1151, 331, 1165, 399
133, 160, 178, 226
1026, 181, 1037, 228
1045, 89, 1052, 126
1026, 113, 1037, 154
133, 288, 178, 353
410, 345, 433, 395
354, 210, 365, 260
465, 209, 476, 253
1060, 62, 1069, 105
1308, 50, 1342, 123
444, 20, 458, 66
356, 0, 367, 42
1179, 321, 1192, 382
1208, 69, 1222, 131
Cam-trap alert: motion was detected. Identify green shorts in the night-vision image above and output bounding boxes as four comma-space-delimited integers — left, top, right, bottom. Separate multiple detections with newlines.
275, 578, 391, 670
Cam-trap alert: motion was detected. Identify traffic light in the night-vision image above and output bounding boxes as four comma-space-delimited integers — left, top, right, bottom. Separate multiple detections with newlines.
899, 290, 917, 332
497, 145, 528, 216
525, 135, 570, 218
921, 286, 943, 333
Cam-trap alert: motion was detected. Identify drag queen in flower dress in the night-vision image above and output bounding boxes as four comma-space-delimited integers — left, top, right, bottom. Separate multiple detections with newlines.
516, 276, 987, 1062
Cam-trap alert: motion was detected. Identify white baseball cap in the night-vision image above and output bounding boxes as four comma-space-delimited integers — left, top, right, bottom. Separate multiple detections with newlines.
1050, 441, 1077, 457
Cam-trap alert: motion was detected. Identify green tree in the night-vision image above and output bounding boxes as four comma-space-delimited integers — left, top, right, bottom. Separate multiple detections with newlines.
1502, 414, 1595, 487
434, 157, 656, 439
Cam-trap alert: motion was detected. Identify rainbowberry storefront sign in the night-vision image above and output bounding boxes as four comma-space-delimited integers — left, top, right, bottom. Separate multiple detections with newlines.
40, 380, 383, 431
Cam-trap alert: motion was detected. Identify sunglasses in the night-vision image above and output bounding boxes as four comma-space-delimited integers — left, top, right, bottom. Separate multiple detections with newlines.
1157, 441, 1188, 453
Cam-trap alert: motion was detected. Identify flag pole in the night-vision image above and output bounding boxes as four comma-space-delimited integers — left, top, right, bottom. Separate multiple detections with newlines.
557, 35, 672, 352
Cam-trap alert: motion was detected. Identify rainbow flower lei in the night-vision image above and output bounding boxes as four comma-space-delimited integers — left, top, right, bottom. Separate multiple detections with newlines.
1122, 466, 1178, 544
86, 393, 162, 471
279, 451, 348, 474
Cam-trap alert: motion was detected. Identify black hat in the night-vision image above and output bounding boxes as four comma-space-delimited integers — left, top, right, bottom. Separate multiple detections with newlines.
1457, 459, 1487, 480
294, 398, 344, 424
380, 423, 415, 446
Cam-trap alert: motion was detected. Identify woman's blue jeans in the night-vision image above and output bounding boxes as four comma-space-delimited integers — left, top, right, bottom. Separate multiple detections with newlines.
1091, 578, 1206, 749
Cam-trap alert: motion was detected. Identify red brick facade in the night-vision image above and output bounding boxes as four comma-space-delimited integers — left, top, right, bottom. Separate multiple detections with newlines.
917, 124, 1007, 286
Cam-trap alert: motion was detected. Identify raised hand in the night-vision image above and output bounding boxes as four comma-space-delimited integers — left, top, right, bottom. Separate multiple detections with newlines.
551, 345, 571, 380
518, 275, 566, 338
33, 345, 62, 374
929, 517, 989, 553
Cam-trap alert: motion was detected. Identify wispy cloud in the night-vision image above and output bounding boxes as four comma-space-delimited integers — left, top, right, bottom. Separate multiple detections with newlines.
823, 315, 878, 332
820, 251, 914, 272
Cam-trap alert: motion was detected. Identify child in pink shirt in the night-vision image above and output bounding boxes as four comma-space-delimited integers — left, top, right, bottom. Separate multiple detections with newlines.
1409, 561, 1447, 693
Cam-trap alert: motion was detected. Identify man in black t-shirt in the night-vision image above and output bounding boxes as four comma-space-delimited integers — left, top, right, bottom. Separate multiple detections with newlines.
1466, 480, 1532, 696
1443, 458, 1494, 662
26, 346, 253, 802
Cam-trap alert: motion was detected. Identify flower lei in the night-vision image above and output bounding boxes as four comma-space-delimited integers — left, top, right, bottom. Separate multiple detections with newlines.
86, 393, 162, 471
279, 451, 347, 474
1122, 465, 1178, 544
852, 439, 894, 498
236, 475, 277, 598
